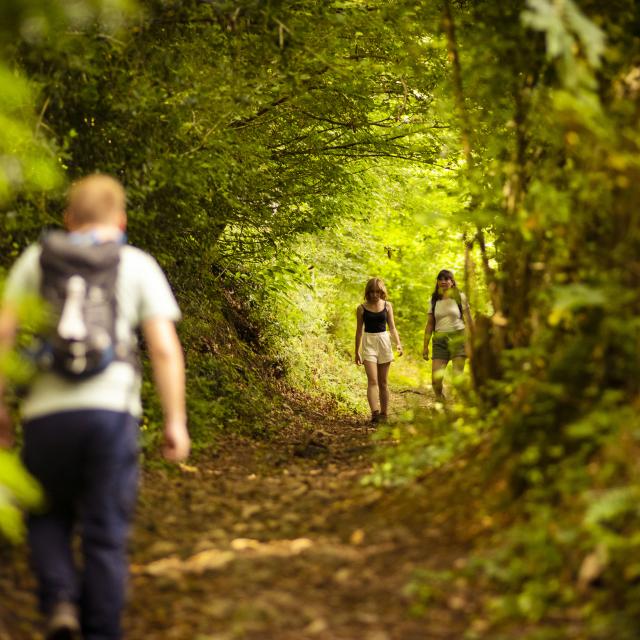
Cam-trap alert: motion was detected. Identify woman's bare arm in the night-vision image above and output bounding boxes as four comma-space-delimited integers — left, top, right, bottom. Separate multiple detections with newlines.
386, 303, 403, 355
355, 305, 364, 364
423, 313, 435, 360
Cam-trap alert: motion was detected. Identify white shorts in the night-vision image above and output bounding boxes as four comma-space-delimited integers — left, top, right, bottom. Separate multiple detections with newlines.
361, 331, 394, 364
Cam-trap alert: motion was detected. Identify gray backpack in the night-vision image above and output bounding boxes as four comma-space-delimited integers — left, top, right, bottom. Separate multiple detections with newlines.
35, 231, 125, 378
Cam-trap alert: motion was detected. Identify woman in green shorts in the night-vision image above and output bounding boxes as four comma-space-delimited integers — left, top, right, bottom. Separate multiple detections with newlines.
422, 269, 472, 399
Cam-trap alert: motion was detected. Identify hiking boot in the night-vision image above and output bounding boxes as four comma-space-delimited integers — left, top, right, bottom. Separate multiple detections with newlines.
45, 602, 80, 640
378, 413, 389, 424
371, 410, 381, 425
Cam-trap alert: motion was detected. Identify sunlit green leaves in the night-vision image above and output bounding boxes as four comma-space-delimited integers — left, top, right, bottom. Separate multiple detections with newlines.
0, 0, 135, 41
0, 0, 137, 206
0, 1, 639, 633
0, 70, 61, 203
0, 450, 42, 543
522, 0, 605, 89
547, 283, 606, 326
523, 0, 605, 66
584, 487, 640, 531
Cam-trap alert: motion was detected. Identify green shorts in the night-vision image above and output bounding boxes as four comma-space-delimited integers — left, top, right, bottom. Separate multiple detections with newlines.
432, 330, 466, 361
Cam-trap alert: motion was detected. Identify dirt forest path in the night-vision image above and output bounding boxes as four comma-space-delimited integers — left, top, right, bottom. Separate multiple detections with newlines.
2, 387, 491, 640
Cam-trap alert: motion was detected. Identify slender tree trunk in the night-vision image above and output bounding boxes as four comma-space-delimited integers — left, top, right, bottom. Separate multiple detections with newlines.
442, 0, 502, 313
442, 0, 505, 382
501, 84, 534, 347
442, 0, 472, 169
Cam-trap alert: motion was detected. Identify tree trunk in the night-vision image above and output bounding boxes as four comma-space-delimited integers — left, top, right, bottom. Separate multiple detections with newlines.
442, 0, 505, 381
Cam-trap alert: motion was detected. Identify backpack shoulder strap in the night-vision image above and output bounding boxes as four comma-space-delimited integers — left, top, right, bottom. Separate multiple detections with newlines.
452, 289, 464, 321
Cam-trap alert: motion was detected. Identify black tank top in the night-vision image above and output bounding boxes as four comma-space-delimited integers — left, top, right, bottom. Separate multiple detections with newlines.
362, 302, 387, 333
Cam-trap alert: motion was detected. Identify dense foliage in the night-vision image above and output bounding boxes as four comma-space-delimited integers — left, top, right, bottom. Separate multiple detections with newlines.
1, 0, 639, 637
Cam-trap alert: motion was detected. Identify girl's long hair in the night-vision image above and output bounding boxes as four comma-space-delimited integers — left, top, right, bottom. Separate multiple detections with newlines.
364, 277, 388, 302
430, 269, 462, 308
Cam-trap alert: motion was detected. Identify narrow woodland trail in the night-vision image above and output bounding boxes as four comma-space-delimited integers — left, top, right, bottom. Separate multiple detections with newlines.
2, 388, 492, 640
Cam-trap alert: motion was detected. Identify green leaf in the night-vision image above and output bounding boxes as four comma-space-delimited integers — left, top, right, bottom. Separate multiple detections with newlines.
0, 450, 43, 543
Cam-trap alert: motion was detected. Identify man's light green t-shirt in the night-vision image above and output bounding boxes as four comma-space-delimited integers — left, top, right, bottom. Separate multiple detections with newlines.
3, 243, 181, 420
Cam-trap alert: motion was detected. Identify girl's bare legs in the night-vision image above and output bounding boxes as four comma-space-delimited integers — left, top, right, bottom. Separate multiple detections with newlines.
377, 362, 391, 416
431, 359, 448, 398
363, 360, 380, 414
450, 356, 466, 398
452, 357, 465, 379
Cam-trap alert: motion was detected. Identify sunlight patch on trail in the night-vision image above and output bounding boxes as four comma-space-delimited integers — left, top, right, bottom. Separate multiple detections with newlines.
132, 536, 401, 579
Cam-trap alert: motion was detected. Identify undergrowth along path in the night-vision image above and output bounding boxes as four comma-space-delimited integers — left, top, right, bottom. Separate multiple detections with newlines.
2, 389, 489, 640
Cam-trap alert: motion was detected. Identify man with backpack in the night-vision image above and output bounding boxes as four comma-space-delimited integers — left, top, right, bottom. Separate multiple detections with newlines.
0, 174, 190, 640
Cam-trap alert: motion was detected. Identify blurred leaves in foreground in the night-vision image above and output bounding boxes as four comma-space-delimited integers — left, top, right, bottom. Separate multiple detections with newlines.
0, 450, 42, 544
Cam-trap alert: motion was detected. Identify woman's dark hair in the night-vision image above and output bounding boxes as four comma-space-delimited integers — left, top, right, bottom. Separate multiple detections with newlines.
430, 269, 462, 313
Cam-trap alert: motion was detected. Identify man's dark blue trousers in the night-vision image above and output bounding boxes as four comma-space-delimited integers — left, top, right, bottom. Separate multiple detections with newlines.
23, 410, 138, 640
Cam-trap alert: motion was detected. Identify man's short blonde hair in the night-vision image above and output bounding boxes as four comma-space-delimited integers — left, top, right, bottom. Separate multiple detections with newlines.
66, 174, 126, 225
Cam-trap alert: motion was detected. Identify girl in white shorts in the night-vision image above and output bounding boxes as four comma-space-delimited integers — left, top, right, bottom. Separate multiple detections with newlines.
355, 277, 403, 424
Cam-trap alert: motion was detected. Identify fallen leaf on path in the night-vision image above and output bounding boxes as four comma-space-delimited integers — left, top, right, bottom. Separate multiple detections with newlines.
305, 618, 328, 634
201, 599, 235, 619
230, 538, 262, 551
355, 611, 380, 624
230, 537, 313, 556
136, 555, 183, 577
333, 568, 351, 584
134, 550, 235, 577
185, 549, 235, 573
471, 618, 490, 633
366, 632, 390, 640
447, 594, 467, 611
241, 504, 262, 519
146, 540, 178, 557
350, 528, 365, 545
